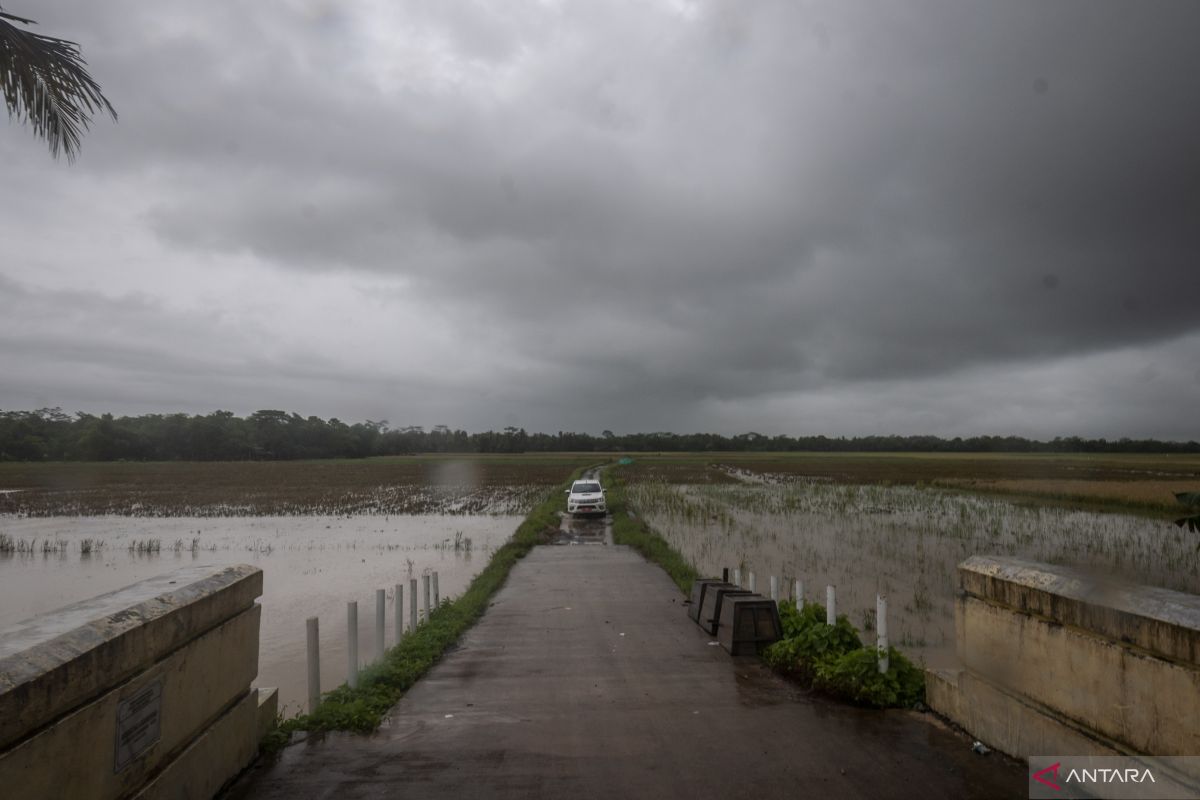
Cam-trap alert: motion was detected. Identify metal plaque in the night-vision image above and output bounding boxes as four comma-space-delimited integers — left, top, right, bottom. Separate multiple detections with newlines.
114, 679, 163, 773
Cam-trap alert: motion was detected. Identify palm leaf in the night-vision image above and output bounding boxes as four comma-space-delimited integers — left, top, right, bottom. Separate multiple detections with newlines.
1176, 515, 1200, 532
1173, 492, 1200, 542
0, 7, 116, 160
1175, 492, 1200, 508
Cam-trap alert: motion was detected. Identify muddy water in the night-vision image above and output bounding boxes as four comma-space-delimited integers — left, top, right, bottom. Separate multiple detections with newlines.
0, 514, 520, 714
630, 482, 1200, 669
551, 511, 613, 545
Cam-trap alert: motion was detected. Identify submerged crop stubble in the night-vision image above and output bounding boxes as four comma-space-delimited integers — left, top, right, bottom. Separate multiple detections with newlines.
626, 476, 1200, 668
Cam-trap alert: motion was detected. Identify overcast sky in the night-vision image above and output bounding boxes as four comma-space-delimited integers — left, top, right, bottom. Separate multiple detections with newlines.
3, 1, 1198, 439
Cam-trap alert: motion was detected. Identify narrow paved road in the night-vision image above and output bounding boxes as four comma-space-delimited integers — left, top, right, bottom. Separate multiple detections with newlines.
227, 542, 1025, 799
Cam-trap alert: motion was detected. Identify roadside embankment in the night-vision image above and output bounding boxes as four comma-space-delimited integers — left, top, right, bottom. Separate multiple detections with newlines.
263, 465, 597, 749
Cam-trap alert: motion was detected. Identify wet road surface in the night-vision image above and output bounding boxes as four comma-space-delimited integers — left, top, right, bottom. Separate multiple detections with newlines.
225, 540, 1025, 799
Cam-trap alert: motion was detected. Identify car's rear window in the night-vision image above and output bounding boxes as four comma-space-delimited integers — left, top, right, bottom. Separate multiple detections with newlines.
573, 483, 601, 493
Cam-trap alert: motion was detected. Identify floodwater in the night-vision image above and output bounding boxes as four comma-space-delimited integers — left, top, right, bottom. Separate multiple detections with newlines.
552, 511, 613, 545
0, 514, 520, 714
629, 481, 1200, 669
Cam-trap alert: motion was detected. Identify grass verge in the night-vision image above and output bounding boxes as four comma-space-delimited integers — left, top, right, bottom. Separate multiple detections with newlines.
603, 465, 699, 595
260, 467, 590, 754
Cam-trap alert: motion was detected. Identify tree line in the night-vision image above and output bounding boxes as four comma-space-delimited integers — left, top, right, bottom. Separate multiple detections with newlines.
0, 408, 1196, 462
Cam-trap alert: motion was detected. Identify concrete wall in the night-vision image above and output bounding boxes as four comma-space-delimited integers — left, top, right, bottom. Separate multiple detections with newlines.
927, 555, 1200, 783
0, 565, 276, 800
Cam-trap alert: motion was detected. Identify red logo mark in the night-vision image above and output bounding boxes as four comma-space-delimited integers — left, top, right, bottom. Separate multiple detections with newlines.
1033, 762, 1062, 791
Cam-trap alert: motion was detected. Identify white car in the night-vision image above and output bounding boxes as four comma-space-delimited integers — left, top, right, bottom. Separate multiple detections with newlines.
566, 479, 607, 516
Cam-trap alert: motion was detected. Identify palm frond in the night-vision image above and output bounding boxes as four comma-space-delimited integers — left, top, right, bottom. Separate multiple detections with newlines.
0, 7, 116, 160
1176, 492, 1200, 509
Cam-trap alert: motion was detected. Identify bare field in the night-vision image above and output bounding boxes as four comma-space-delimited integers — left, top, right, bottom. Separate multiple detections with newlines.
617, 452, 1200, 515
0, 455, 598, 516
935, 477, 1200, 513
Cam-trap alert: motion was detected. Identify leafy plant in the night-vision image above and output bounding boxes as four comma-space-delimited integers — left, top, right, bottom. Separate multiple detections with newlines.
763, 601, 861, 681
813, 647, 925, 708
764, 600, 924, 708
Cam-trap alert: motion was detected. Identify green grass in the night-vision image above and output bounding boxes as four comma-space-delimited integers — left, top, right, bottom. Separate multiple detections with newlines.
603, 466, 700, 595
261, 465, 594, 753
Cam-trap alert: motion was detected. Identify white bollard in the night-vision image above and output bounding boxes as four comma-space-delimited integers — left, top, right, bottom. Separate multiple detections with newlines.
306, 616, 321, 714
423, 574, 431, 624
877, 594, 889, 674
409, 578, 418, 631
375, 588, 386, 662
395, 583, 404, 642
733, 567, 741, 588
794, 579, 804, 609
826, 585, 836, 625
347, 601, 359, 689
433, 572, 440, 609
769, 575, 779, 601
748, 572, 756, 593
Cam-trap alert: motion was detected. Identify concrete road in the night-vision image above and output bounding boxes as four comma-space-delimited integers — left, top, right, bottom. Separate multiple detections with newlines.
227, 545, 1025, 799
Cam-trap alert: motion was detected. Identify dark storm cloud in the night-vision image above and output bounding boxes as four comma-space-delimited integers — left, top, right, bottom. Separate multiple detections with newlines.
2, 0, 1198, 436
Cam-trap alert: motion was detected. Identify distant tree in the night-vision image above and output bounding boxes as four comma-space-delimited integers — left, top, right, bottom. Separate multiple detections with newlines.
1, 5, 115, 159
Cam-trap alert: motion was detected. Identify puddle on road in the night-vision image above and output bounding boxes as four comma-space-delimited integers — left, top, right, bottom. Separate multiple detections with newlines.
733, 661, 809, 707
552, 512, 613, 546
0, 514, 521, 714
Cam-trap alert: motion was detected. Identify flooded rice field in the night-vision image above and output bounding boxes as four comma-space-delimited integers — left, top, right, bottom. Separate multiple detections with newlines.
0, 513, 522, 714
627, 479, 1200, 668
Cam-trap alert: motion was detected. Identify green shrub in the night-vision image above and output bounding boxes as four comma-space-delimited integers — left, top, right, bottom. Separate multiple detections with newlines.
813, 647, 925, 707
764, 599, 924, 708
763, 601, 861, 680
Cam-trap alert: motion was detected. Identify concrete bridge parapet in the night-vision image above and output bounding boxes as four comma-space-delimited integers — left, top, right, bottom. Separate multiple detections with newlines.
0, 564, 273, 799
927, 555, 1200, 785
